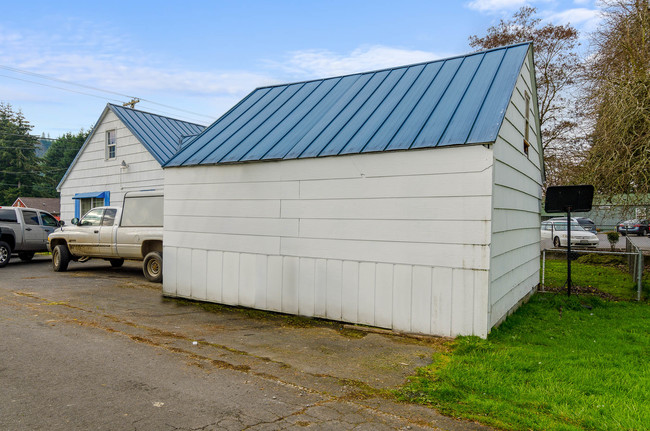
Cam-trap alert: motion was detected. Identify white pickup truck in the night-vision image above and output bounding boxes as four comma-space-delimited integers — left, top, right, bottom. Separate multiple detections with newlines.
48, 191, 163, 282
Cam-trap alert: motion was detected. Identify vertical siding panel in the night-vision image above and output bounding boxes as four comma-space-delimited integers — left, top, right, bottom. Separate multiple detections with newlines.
432, 267, 452, 337
473, 270, 489, 337
298, 258, 316, 316
451, 269, 475, 336
411, 265, 432, 334
222, 252, 240, 305
341, 261, 359, 323
392, 264, 412, 332
191, 249, 207, 299
326, 260, 343, 320
239, 253, 256, 307
314, 259, 327, 317
162, 246, 177, 296
375, 263, 393, 328
282, 256, 300, 314
358, 262, 376, 326
177, 248, 192, 297
206, 250, 223, 302
266, 256, 283, 311
254, 254, 268, 309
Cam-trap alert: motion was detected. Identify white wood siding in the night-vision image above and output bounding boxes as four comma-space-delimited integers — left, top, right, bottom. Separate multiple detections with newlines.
164, 146, 494, 337
58, 110, 164, 222
488, 49, 543, 327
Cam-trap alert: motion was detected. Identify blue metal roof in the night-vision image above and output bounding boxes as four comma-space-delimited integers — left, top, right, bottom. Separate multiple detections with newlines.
109, 104, 206, 165
165, 43, 531, 167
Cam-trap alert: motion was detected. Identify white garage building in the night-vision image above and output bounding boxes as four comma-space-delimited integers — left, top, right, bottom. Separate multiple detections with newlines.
162, 42, 543, 338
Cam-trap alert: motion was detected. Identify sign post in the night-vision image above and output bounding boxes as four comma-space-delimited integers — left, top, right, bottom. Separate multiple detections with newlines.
544, 185, 594, 296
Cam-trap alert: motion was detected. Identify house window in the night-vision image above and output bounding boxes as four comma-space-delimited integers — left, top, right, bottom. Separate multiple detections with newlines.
79, 197, 105, 217
523, 92, 531, 156
106, 130, 116, 159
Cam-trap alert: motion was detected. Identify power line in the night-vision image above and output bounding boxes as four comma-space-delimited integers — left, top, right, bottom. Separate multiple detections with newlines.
0, 64, 217, 121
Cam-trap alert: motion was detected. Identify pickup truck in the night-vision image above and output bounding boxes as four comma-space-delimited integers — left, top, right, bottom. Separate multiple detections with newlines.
0, 206, 61, 268
47, 191, 163, 282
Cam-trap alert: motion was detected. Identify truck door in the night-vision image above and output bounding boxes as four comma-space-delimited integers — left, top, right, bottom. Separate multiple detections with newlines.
21, 210, 44, 250
39, 212, 59, 247
98, 208, 118, 257
68, 208, 103, 256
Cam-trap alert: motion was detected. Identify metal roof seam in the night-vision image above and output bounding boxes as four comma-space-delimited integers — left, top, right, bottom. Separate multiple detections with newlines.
202, 84, 300, 164
433, 51, 489, 148
338, 66, 419, 155
357, 63, 429, 154
169, 89, 268, 166
383, 62, 445, 151
258, 77, 346, 161
285, 73, 374, 160
407, 57, 464, 150
112, 107, 167, 164
195, 86, 288, 165
236, 80, 326, 162
119, 108, 173, 163
463, 49, 509, 146
311, 69, 395, 158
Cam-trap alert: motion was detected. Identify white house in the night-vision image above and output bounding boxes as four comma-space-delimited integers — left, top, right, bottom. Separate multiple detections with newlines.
57, 104, 205, 222
162, 42, 543, 338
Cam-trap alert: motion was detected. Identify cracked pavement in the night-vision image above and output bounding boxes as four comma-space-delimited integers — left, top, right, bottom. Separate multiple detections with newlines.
0, 257, 491, 430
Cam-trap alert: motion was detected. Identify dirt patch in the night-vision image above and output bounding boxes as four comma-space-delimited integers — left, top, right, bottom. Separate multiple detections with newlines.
542, 284, 622, 301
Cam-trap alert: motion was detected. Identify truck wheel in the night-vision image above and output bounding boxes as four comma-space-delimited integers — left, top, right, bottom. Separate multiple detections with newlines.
18, 252, 35, 262
0, 241, 11, 268
52, 244, 71, 272
143, 251, 162, 283
109, 259, 124, 268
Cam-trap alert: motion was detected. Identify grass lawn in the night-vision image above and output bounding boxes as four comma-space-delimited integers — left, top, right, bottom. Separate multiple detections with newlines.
542, 257, 649, 300
398, 262, 650, 430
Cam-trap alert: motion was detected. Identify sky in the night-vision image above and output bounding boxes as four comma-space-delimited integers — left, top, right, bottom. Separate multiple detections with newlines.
0, 0, 603, 138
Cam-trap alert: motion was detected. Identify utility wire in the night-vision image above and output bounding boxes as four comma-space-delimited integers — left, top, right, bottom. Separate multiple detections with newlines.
0, 64, 217, 121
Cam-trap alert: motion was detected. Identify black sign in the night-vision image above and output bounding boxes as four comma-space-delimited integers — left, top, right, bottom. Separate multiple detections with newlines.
545, 185, 594, 213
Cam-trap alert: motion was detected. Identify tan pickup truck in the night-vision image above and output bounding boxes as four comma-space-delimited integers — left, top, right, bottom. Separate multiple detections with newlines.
48, 191, 163, 282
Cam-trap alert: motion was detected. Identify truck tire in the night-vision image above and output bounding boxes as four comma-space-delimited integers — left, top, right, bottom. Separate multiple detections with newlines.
0, 241, 11, 268
52, 244, 71, 272
143, 251, 162, 283
109, 258, 124, 268
18, 252, 35, 262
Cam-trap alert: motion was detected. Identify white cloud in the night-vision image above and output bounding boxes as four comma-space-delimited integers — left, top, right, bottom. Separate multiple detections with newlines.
466, 0, 528, 12
272, 45, 444, 79
544, 7, 602, 31
0, 23, 273, 103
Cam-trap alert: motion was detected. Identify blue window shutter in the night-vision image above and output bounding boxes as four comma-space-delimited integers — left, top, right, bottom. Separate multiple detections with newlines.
74, 199, 80, 219
104, 191, 110, 206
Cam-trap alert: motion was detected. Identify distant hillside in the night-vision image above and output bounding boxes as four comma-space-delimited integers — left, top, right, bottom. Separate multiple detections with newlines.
36, 138, 53, 157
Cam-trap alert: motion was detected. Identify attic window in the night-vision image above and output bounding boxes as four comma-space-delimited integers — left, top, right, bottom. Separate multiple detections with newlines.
523, 92, 531, 157
106, 130, 116, 159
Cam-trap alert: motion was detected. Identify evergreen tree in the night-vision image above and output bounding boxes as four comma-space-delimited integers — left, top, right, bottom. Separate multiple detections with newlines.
40, 130, 90, 195
0, 103, 42, 205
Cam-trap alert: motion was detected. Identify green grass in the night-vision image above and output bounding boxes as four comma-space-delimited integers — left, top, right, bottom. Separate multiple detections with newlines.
398, 294, 650, 430
542, 258, 649, 300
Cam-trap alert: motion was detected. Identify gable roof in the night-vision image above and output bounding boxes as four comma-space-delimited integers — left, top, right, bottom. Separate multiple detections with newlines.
57, 104, 206, 190
109, 104, 206, 165
12, 197, 60, 214
166, 42, 531, 168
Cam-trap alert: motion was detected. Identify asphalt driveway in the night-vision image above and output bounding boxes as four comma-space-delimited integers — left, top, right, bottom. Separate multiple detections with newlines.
0, 256, 489, 431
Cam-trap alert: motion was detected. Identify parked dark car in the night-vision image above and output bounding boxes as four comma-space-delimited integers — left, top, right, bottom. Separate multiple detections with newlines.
617, 219, 650, 236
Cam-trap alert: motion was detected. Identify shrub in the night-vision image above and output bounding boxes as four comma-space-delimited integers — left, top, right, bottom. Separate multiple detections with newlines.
606, 231, 620, 250
576, 253, 626, 266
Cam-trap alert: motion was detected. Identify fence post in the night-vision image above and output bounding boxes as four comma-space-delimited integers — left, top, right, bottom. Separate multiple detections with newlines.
541, 249, 546, 291
638, 250, 643, 301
